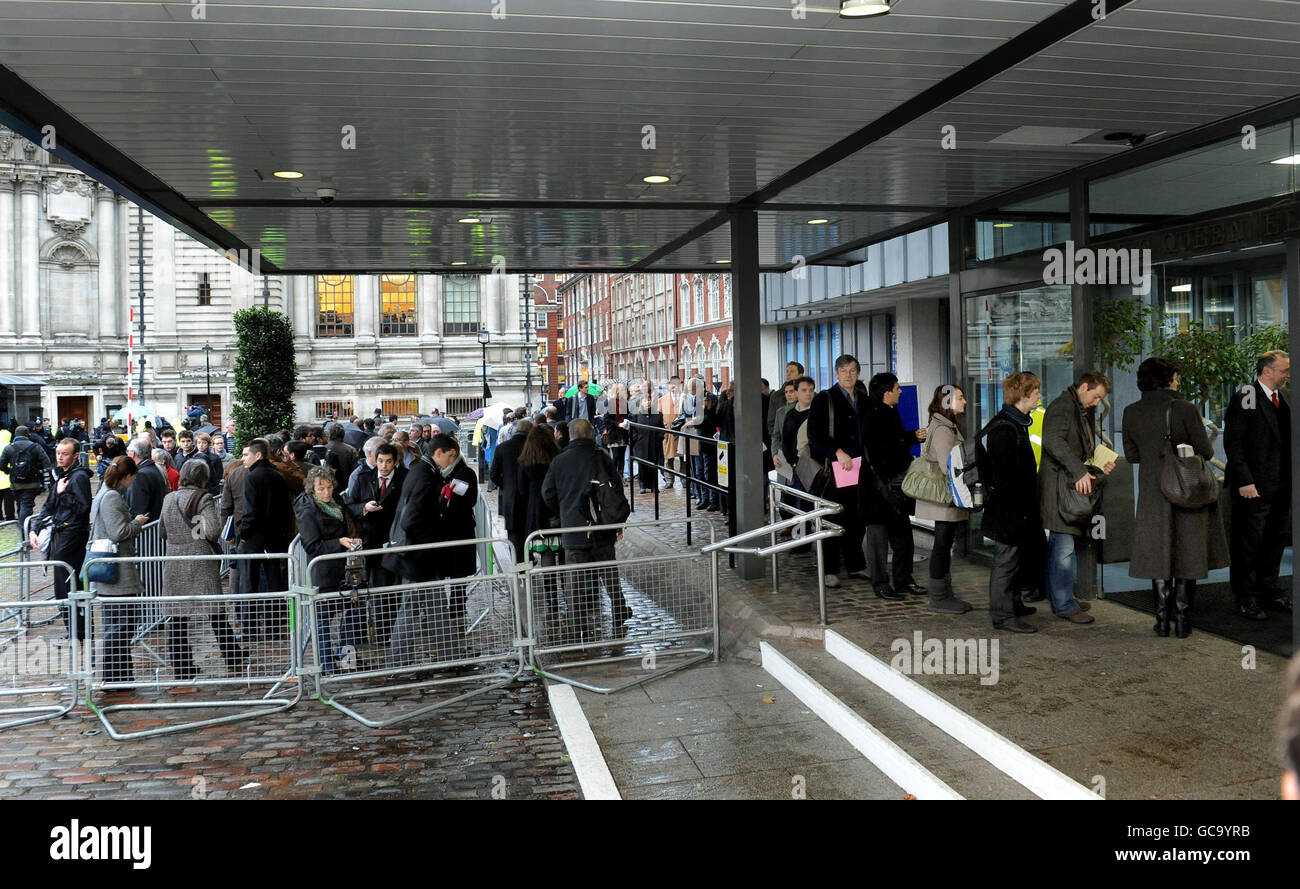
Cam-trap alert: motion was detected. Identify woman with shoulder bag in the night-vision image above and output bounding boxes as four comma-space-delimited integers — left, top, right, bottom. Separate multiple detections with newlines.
294, 465, 364, 673
159, 458, 246, 681
1121, 357, 1227, 638
910, 385, 973, 613
88, 456, 150, 686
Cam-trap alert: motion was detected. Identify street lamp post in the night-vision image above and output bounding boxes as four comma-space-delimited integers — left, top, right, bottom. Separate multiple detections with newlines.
477, 326, 492, 405
202, 342, 213, 417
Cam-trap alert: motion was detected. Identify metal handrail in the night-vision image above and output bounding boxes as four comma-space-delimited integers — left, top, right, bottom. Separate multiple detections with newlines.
724, 529, 841, 558
699, 506, 841, 553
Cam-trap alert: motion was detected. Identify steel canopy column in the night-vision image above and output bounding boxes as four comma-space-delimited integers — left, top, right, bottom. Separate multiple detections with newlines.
729, 207, 764, 580
1287, 236, 1300, 650
1069, 179, 1093, 382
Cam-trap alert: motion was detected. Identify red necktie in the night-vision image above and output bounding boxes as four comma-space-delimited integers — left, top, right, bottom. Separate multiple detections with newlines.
379, 476, 387, 497
1272, 392, 1280, 409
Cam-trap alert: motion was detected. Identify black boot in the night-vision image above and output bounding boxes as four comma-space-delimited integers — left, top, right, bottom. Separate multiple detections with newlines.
1173, 579, 1194, 638
1152, 580, 1171, 637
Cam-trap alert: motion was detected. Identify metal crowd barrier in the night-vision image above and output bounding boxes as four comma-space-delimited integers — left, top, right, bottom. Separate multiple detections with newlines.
81, 551, 300, 740
0, 558, 81, 729
764, 480, 845, 626
301, 537, 523, 728
8, 517, 61, 636
525, 517, 720, 694
127, 519, 167, 666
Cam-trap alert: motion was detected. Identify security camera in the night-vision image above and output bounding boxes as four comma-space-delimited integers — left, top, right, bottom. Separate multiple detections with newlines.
317, 186, 336, 204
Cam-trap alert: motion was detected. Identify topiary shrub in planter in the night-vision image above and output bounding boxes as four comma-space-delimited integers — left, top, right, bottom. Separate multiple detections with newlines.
230, 307, 298, 451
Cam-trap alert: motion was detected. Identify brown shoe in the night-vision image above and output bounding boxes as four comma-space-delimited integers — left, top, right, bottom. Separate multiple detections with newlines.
1076, 600, 1091, 611
1057, 608, 1094, 625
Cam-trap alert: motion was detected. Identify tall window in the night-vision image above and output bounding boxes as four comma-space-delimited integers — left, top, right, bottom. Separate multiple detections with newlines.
679, 278, 690, 327
692, 276, 703, 325
316, 275, 354, 337
722, 275, 731, 318
443, 275, 480, 335
710, 341, 722, 384
682, 343, 692, 377
708, 275, 719, 320
198, 272, 212, 306
380, 274, 417, 336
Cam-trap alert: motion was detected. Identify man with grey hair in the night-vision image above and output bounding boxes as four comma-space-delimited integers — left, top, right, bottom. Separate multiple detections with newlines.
127, 435, 167, 522
346, 436, 387, 500
1225, 349, 1293, 619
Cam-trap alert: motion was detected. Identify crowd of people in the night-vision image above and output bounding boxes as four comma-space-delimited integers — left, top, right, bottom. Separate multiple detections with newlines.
4, 396, 637, 680
4, 345, 1290, 682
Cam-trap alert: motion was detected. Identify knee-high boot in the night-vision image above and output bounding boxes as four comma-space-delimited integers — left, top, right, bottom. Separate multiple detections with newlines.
1173, 579, 1194, 638
1152, 580, 1172, 637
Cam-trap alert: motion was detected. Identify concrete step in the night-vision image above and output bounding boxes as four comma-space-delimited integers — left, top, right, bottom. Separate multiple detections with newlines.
762, 635, 1089, 800
566, 660, 914, 799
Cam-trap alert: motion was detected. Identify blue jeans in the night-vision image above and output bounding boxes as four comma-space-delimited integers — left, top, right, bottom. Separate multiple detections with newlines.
1044, 531, 1085, 615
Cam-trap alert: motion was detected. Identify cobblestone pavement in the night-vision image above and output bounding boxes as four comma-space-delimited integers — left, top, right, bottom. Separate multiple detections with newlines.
0, 669, 579, 800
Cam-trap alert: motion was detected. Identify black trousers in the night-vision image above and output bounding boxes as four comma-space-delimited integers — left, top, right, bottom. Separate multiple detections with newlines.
98, 601, 143, 684
166, 613, 244, 679
565, 543, 625, 627
1229, 491, 1291, 603
0, 489, 14, 520
49, 531, 89, 640
864, 509, 915, 588
988, 542, 1021, 626
825, 488, 866, 575
929, 520, 963, 580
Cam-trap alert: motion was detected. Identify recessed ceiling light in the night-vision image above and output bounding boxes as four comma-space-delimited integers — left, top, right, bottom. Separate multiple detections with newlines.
451, 261, 468, 266
807, 218, 830, 225
993, 222, 1015, 229
1269, 154, 1300, 165
1171, 283, 1191, 293
643, 175, 671, 184
715, 259, 731, 264
272, 170, 303, 179
840, 0, 891, 17
458, 216, 481, 224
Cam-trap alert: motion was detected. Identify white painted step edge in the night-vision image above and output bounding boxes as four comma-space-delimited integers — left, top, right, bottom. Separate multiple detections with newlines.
547, 683, 622, 800
760, 640, 963, 800
824, 629, 1097, 801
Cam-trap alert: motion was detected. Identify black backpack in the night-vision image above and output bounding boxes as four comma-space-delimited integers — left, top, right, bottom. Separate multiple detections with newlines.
9, 442, 40, 484
584, 454, 630, 528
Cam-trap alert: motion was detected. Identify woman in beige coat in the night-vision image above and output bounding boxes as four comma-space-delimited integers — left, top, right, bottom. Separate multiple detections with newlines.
913, 385, 973, 613
160, 459, 247, 680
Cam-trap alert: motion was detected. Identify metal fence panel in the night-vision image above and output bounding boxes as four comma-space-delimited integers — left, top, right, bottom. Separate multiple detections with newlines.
525, 518, 719, 694
82, 551, 300, 740
303, 537, 523, 728
0, 558, 81, 729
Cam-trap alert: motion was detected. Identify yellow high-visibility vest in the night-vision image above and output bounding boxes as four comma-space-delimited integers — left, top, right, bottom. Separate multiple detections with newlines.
1028, 399, 1046, 470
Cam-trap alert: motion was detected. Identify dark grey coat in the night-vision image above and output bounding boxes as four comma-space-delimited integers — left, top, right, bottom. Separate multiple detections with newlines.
1039, 386, 1099, 536
1121, 388, 1228, 580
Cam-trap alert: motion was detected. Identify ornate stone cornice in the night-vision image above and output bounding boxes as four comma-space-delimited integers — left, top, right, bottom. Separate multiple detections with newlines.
16, 170, 41, 193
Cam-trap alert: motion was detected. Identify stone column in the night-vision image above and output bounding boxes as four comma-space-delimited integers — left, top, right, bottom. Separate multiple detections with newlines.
96, 184, 117, 340
0, 167, 15, 338
418, 273, 440, 343
118, 196, 131, 341
17, 172, 41, 339
482, 273, 501, 336
152, 215, 177, 338
354, 274, 376, 344
293, 275, 312, 341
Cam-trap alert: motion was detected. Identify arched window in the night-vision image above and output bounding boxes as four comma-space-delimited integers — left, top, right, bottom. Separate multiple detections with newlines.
708, 275, 719, 321
724, 339, 733, 380
316, 274, 354, 337
695, 339, 706, 376
710, 340, 722, 384
681, 343, 692, 377
693, 276, 704, 324
380, 273, 416, 336
722, 275, 731, 318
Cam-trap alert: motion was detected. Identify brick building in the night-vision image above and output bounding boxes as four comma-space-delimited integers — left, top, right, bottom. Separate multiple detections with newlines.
675, 272, 733, 392
558, 273, 612, 386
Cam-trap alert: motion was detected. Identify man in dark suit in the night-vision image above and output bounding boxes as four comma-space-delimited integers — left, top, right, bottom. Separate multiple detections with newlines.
238, 438, 294, 637
347, 442, 407, 590
491, 419, 532, 551
863, 372, 929, 597
384, 434, 479, 666
1224, 349, 1292, 619
126, 436, 167, 523
561, 380, 599, 427
31, 438, 92, 640
807, 354, 896, 597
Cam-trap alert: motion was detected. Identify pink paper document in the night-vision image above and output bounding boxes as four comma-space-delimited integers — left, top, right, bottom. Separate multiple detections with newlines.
833, 457, 861, 488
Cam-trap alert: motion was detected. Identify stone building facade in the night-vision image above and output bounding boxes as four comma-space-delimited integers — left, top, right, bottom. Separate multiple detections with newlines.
0, 125, 527, 427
